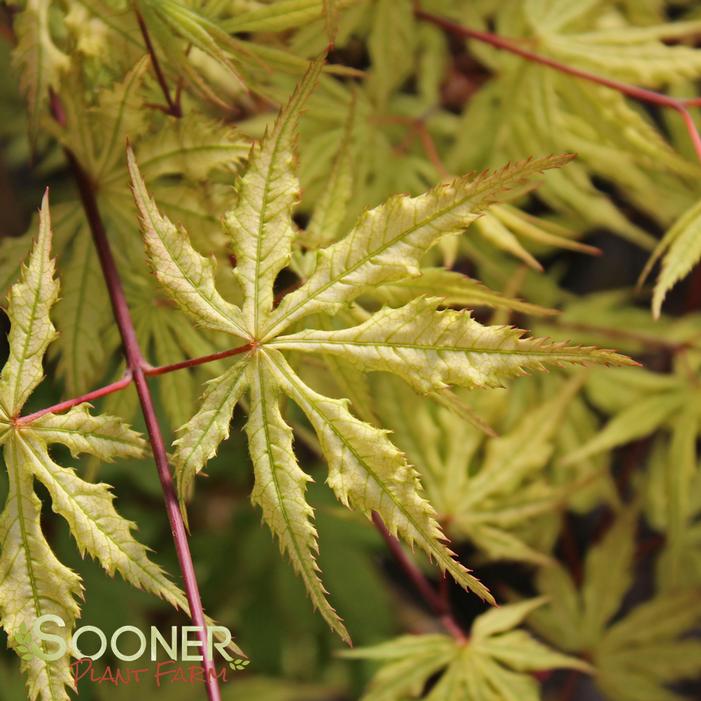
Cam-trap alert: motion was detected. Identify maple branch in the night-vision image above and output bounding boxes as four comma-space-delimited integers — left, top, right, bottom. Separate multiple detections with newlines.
135, 7, 182, 118
371, 512, 467, 642
416, 8, 701, 163
55, 134, 220, 699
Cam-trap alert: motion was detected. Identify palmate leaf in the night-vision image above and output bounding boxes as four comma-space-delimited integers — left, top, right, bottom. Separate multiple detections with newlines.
13, 430, 187, 611
129, 58, 634, 641
373, 373, 596, 566
540, 20, 701, 87
54, 58, 150, 181
344, 599, 588, 701
0, 56, 251, 399
454, 10, 698, 250
597, 590, 701, 701
0, 196, 193, 700
452, 376, 589, 564
528, 511, 701, 701
529, 512, 636, 650
519, 1, 701, 87
136, 0, 245, 108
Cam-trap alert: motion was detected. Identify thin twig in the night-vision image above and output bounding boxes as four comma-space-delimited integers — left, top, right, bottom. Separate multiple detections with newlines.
416, 122, 450, 178
416, 8, 701, 163
135, 7, 182, 118
17, 343, 253, 423
371, 512, 467, 642
378, 114, 451, 178
144, 343, 253, 376
16, 373, 133, 425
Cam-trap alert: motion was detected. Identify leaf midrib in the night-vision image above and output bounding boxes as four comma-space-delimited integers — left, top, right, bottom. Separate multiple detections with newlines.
252, 360, 321, 600
270, 335, 596, 358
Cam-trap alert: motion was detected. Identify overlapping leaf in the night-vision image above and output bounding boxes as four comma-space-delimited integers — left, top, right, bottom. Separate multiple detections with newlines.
10, 0, 70, 141
374, 371, 613, 565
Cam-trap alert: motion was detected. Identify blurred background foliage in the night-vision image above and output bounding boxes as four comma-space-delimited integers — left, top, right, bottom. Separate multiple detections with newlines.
2, 0, 701, 699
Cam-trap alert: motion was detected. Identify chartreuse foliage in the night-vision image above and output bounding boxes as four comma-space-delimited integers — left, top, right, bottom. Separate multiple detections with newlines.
528, 512, 701, 701
128, 59, 632, 643
343, 598, 589, 701
372, 372, 601, 566
0, 196, 192, 700
275, 0, 701, 253
5, 0, 701, 699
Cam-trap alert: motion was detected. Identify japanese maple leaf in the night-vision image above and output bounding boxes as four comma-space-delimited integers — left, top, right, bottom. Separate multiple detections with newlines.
128, 57, 634, 643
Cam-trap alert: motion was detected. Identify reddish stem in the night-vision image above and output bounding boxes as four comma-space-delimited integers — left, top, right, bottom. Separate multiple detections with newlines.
678, 107, 701, 163
63, 148, 221, 700
371, 512, 467, 642
135, 7, 182, 118
416, 8, 701, 162
145, 343, 253, 376
16, 373, 133, 425
16, 343, 252, 424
